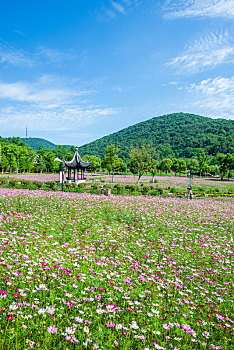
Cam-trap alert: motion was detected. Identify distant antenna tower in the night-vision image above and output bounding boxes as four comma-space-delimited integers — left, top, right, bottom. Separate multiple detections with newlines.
26, 126, 28, 138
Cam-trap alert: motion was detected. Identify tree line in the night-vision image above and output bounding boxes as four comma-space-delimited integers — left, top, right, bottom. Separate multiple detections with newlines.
98, 144, 233, 183
0, 137, 233, 182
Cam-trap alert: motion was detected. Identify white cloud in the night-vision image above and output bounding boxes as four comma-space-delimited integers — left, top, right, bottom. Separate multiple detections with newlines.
36, 46, 73, 64
187, 76, 234, 118
0, 39, 72, 67
0, 105, 119, 132
111, 1, 126, 14
0, 77, 83, 107
168, 30, 234, 74
0, 76, 119, 132
164, 0, 234, 19
0, 43, 34, 67
99, 0, 140, 20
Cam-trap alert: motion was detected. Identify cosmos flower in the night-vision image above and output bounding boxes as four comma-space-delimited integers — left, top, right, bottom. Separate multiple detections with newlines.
65, 327, 76, 335
83, 326, 89, 334
47, 325, 58, 334
116, 324, 123, 330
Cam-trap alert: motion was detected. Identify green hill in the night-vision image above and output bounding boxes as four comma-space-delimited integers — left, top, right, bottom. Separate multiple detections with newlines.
79, 113, 234, 159
21, 138, 71, 150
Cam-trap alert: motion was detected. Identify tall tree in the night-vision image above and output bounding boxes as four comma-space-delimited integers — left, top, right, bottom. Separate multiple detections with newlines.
83, 155, 101, 173
129, 144, 151, 184
102, 144, 120, 182
217, 153, 234, 180
149, 159, 158, 183
159, 158, 173, 174
187, 158, 199, 173
171, 158, 179, 176
178, 159, 186, 175
198, 150, 208, 177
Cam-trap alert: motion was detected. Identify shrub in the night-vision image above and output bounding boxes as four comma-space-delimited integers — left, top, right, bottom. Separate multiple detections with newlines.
27, 183, 38, 190
140, 185, 150, 193
149, 187, 164, 196
113, 184, 125, 195
170, 187, 177, 194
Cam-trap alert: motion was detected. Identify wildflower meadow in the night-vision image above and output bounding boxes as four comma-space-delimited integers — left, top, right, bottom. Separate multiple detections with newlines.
0, 188, 233, 350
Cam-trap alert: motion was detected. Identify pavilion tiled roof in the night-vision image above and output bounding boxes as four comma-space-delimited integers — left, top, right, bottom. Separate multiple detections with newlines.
63, 148, 91, 169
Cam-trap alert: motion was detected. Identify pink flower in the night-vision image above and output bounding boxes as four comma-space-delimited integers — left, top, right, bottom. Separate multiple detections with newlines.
163, 323, 170, 330
114, 340, 119, 346
47, 325, 58, 334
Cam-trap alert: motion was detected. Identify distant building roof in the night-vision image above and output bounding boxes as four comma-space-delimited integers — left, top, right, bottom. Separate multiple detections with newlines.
63, 148, 91, 169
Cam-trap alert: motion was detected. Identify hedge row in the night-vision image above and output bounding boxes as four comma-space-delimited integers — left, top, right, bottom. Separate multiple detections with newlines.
0, 177, 232, 197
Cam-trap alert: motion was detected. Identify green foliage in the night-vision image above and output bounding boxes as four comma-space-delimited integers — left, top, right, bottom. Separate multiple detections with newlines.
187, 158, 199, 172
129, 144, 151, 183
79, 113, 234, 159
149, 187, 164, 196
102, 144, 121, 182
217, 153, 234, 180
21, 137, 71, 150
0, 113, 233, 181
83, 155, 101, 172
159, 158, 173, 173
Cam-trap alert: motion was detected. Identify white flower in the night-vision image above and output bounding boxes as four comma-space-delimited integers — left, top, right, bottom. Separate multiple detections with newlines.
152, 308, 159, 315
38, 309, 46, 314
65, 293, 73, 298
153, 331, 161, 335
130, 321, 139, 329
9, 304, 18, 310
83, 326, 89, 334
65, 327, 76, 335
96, 309, 103, 314
116, 324, 123, 330
38, 284, 48, 291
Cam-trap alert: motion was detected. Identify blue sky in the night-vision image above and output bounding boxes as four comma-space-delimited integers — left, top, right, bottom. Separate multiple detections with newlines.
0, 0, 233, 145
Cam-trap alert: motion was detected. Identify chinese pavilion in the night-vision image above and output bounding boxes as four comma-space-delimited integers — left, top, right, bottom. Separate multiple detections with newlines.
63, 148, 91, 182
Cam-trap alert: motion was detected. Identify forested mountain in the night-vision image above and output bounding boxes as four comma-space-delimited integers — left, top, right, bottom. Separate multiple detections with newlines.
21, 138, 71, 150
79, 113, 234, 159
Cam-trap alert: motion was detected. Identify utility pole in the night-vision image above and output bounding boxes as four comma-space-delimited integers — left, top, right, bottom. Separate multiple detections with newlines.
26, 126, 28, 138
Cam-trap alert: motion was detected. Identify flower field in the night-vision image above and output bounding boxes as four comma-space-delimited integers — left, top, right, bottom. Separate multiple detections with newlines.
0, 188, 233, 350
